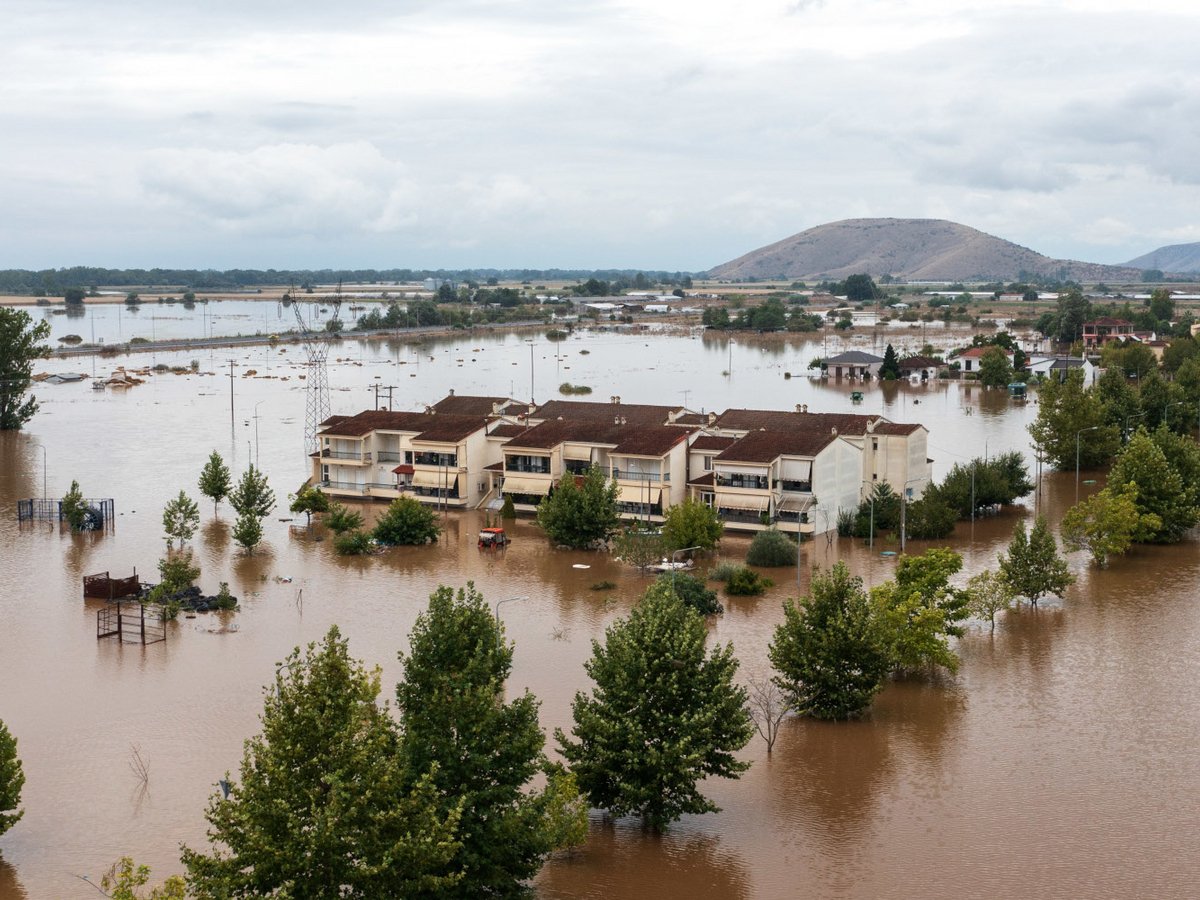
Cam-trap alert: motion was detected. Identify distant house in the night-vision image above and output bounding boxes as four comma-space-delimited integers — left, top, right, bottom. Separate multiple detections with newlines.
1082, 317, 1133, 350
1028, 356, 1096, 384
823, 350, 885, 379
898, 356, 942, 380
956, 346, 1014, 374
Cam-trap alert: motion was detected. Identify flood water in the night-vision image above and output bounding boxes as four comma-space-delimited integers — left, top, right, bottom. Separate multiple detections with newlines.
1, 326, 1198, 898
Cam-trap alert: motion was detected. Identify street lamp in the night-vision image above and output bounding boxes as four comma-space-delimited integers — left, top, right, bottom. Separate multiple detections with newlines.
1164, 400, 1186, 430
495, 595, 529, 625
1124, 410, 1147, 441
899, 477, 924, 553
254, 400, 266, 465
1075, 425, 1101, 504
670, 546, 700, 592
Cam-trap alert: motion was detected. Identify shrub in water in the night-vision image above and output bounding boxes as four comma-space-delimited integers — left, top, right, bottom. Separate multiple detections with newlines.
745, 528, 797, 567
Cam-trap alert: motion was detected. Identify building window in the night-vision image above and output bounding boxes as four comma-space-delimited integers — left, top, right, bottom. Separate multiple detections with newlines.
703, 456, 712, 471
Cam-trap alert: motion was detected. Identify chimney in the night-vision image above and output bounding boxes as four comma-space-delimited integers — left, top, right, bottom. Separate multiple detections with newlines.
611, 395, 621, 405
448, 388, 455, 396
867, 419, 876, 433
831, 427, 838, 435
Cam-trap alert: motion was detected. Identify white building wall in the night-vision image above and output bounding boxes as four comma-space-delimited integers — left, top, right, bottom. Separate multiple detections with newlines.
811, 439, 863, 534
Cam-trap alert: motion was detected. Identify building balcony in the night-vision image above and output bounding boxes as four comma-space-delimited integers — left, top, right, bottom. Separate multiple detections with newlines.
376, 450, 403, 463
317, 449, 372, 464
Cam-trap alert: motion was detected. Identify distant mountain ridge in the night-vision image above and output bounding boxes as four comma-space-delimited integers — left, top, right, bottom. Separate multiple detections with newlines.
709, 218, 1145, 283
1122, 242, 1200, 274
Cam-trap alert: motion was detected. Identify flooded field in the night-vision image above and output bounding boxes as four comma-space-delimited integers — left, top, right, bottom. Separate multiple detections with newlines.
2, 328, 1199, 898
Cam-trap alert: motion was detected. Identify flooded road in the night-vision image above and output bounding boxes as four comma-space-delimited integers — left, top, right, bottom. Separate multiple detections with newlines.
1, 327, 1198, 898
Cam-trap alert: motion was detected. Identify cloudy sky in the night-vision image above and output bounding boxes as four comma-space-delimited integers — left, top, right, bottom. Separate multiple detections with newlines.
4, 0, 1199, 271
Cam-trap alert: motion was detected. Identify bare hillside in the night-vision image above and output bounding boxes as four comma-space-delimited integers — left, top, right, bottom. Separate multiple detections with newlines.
709, 218, 1142, 282
1123, 242, 1200, 274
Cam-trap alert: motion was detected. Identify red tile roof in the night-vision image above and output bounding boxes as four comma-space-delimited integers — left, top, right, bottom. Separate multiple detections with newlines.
505, 420, 689, 457
318, 410, 487, 443
715, 429, 839, 463
531, 399, 681, 425
715, 408, 882, 436
690, 435, 738, 452
1085, 317, 1133, 327
871, 422, 923, 436
430, 394, 517, 416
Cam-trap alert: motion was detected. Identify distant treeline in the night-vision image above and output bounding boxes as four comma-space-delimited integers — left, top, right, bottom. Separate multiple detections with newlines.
0, 267, 699, 295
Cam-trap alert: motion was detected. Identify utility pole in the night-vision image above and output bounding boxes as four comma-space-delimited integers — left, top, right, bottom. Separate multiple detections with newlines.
228, 360, 236, 429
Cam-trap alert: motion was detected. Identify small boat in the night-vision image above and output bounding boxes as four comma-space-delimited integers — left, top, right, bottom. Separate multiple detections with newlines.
478, 527, 509, 549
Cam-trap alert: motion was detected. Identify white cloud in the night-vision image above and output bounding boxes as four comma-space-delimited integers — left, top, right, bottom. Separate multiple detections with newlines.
3, 0, 1200, 268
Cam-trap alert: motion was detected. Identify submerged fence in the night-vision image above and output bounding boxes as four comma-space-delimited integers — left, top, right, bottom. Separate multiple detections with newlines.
17, 498, 115, 530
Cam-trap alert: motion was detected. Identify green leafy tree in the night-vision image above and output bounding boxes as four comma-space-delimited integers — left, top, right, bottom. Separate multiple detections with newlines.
289, 483, 330, 525
372, 496, 440, 546
162, 490, 200, 549
870, 548, 969, 674
0, 307, 51, 430
0, 717, 24, 836
1149, 287, 1175, 323
998, 517, 1074, 606
198, 451, 232, 514
1095, 367, 1142, 437
879, 343, 901, 380
536, 467, 619, 549
1061, 484, 1155, 567
843, 273, 880, 302
100, 858, 186, 899
558, 586, 752, 831
660, 497, 723, 552
396, 584, 562, 894
63, 286, 86, 304
1029, 368, 1120, 469
325, 501, 364, 534
157, 552, 200, 594
977, 346, 1014, 388
500, 495, 517, 519
643, 571, 723, 615
965, 570, 1015, 632
232, 511, 264, 555
333, 529, 373, 555
60, 478, 90, 531
1101, 341, 1158, 380
612, 524, 666, 571
540, 768, 589, 856
182, 627, 462, 898
229, 464, 275, 519
1108, 429, 1198, 542
770, 562, 891, 720
745, 528, 798, 567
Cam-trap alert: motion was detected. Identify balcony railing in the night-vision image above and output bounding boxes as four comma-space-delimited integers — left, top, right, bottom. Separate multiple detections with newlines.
612, 470, 667, 483
320, 449, 371, 462
715, 476, 768, 490
505, 462, 551, 474
376, 450, 403, 463
320, 480, 368, 494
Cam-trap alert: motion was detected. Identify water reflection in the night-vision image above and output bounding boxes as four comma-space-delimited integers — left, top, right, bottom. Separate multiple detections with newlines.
537, 824, 749, 900
0, 859, 28, 900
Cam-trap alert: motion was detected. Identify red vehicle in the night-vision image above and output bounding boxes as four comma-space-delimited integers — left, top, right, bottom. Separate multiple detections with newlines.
478, 527, 509, 549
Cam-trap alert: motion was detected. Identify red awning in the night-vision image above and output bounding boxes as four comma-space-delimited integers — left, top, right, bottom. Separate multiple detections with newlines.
393, 464, 414, 474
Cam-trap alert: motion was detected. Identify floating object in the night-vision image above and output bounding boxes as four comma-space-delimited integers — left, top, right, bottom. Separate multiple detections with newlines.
572, 564, 591, 569
881, 550, 897, 556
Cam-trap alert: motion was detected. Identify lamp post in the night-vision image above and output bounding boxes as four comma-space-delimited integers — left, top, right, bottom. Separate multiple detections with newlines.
1075, 425, 1101, 504
254, 400, 266, 465
40, 442, 47, 499
1164, 400, 1185, 431
670, 546, 700, 593
899, 477, 924, 553
492, 595, 530, 638
1124, 410, 1147, 441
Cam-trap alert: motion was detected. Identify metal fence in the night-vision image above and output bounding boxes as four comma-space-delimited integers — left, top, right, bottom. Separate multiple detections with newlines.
17, 497, 115, 530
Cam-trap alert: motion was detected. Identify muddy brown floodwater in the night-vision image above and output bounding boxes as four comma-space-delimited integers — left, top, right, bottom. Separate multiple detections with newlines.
2, 326, 1200, 898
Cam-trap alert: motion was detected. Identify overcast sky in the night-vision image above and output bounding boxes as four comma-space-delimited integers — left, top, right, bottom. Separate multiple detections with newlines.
4, 0, 1199, 271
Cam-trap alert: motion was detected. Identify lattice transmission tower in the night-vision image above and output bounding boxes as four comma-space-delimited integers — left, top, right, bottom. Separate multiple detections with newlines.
287, 282, 343, 455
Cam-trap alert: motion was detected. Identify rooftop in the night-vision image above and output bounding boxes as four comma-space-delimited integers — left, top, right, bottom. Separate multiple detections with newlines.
505, 420, 690, 456
429, 394, 518, 417
715, 408, 883, 436
530, 398, 682, 426
715, 429, 839, 464
825, 350, 885, 364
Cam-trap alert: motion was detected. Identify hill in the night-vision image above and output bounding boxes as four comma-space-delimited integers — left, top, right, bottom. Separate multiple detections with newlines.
709, 218, 1143, 283
1122, 242, 1200, 274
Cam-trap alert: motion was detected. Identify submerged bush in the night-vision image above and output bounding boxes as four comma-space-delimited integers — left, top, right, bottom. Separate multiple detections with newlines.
745, 529, 797, 567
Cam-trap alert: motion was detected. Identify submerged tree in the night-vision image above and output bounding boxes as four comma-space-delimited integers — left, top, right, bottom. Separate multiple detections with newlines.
871, 548, 969, 674
0, 306, 51, 431
558, 586, 752, 831
372, 496, 440, 546
1028, 368, 1119, 470
536, 467, 620, 549
289, 483, 330, 526
182, 627, 462, 898
1061, 484, 1156, 567
660, 497, 723, 553
965, 570, 1015, 632
396, 584, 567, 894
231, 511, 264, 556
324, 501, 365, 535
0, 717, 24, 836
1108, 429, 1199, 543
998, 517, 1074, 606
162, 490, 200, 549
197, 451, 232, 515
229, 464, 276, 520
100, 858, 186, 900
60, 479, 90, 531
769, 562, 891, 720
